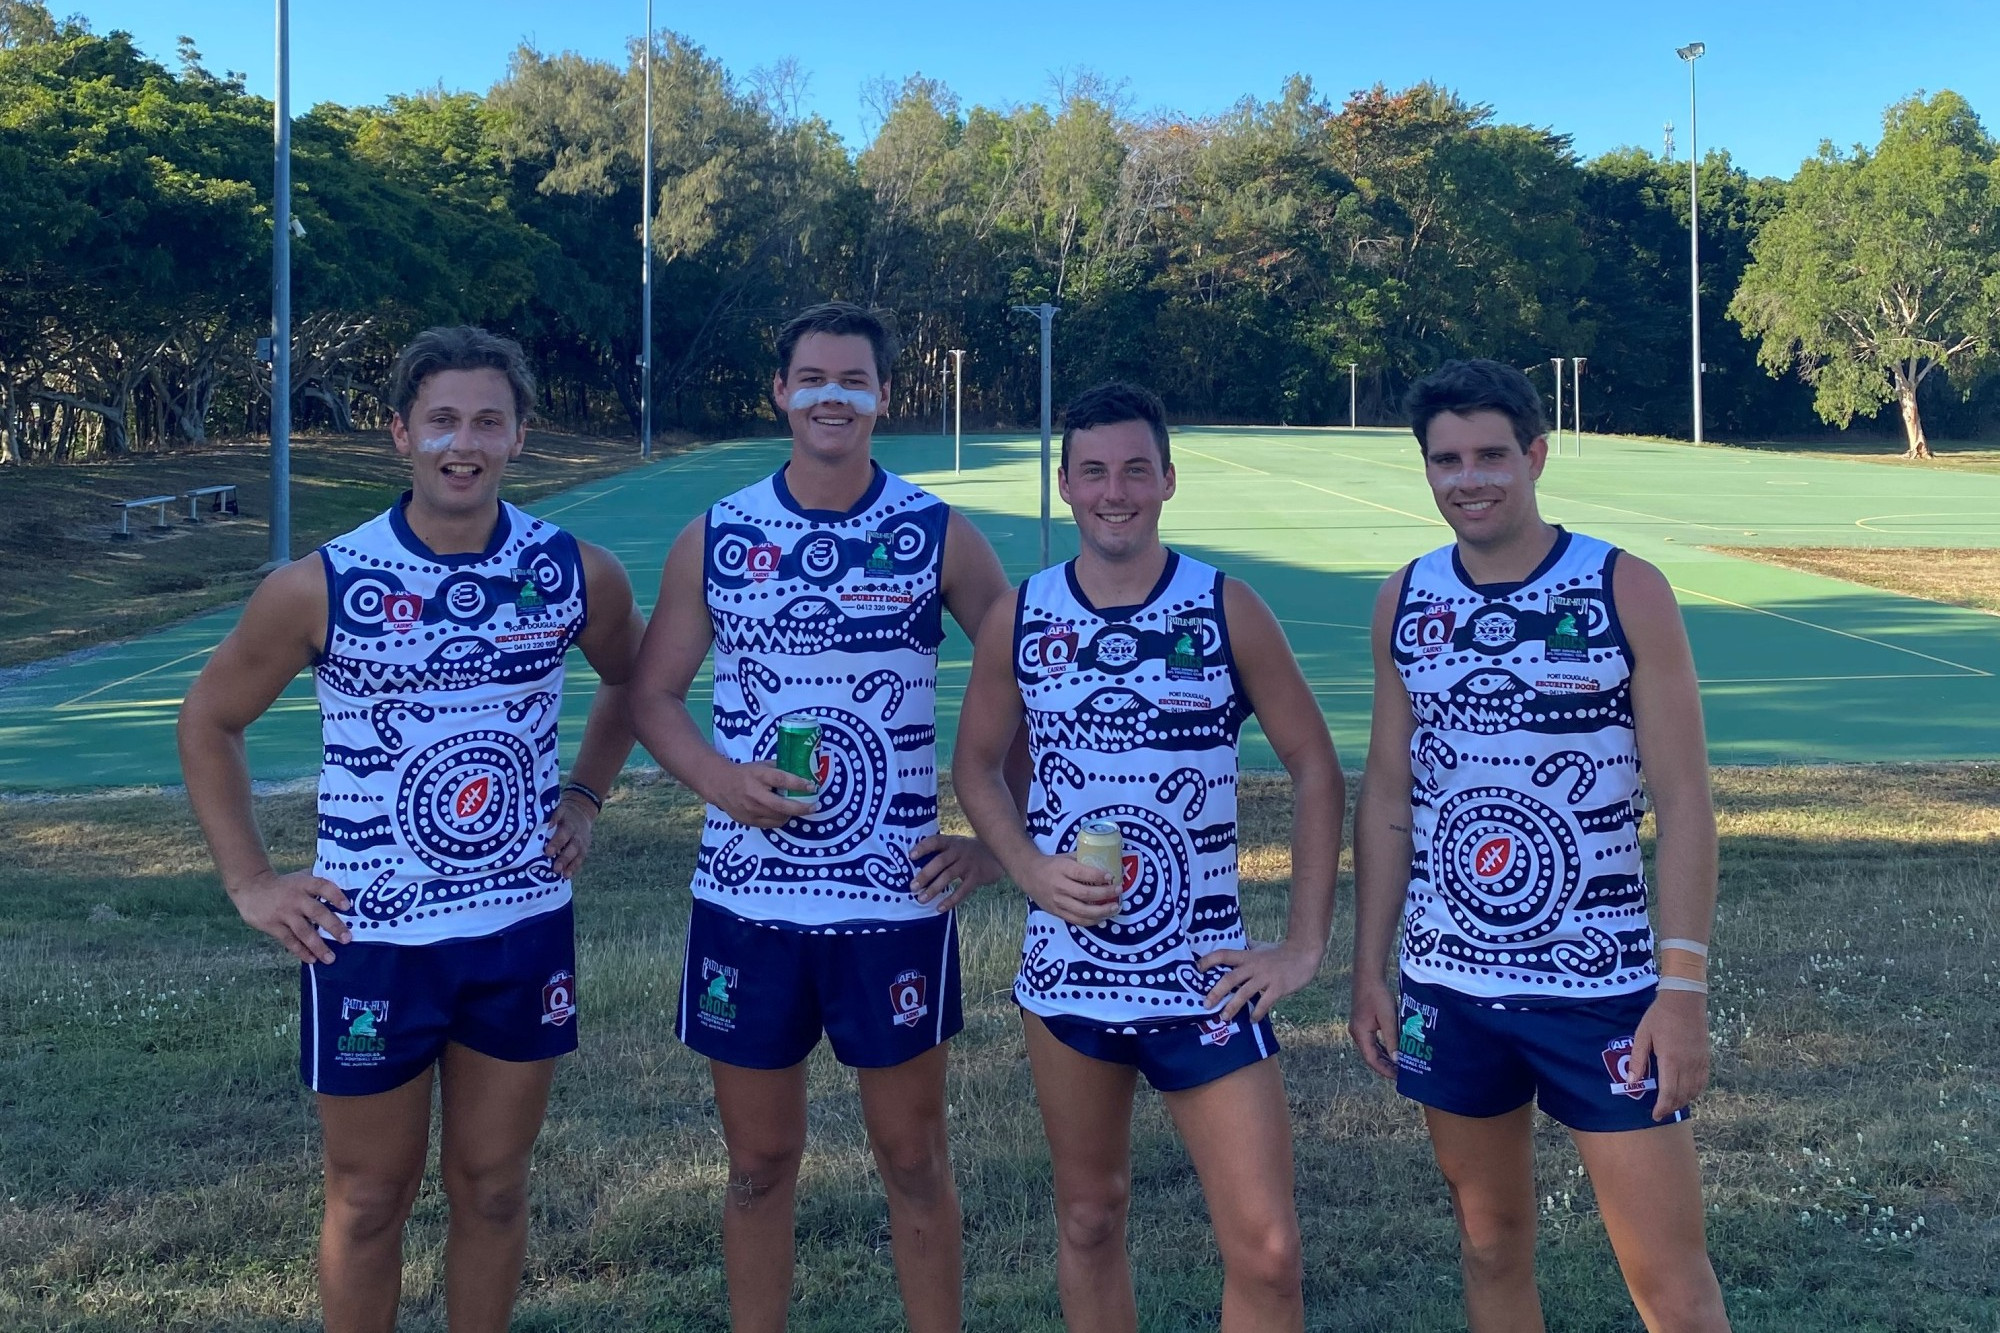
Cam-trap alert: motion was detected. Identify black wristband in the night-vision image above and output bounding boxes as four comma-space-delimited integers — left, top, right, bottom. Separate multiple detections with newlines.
561, 780, 603, 812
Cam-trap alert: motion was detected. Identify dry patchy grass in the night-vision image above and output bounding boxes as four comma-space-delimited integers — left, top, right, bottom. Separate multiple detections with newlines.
1, 767, 1995, 1330
1708, 547, 2000, 617
0, 431, 667, 669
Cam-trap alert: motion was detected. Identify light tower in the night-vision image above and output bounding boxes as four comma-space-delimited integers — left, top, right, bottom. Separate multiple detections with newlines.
1677, 41, 1706, 444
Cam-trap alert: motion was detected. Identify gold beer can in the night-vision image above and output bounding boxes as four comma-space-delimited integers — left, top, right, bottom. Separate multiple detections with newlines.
1074, 819, 1123, 883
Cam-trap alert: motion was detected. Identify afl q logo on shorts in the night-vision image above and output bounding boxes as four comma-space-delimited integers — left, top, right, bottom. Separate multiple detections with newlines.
888, 970, 930, 1028
541, 970, 577, 1027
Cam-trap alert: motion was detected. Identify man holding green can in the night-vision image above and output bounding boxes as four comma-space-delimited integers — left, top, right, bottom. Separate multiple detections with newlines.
629, 302, 1023, 1333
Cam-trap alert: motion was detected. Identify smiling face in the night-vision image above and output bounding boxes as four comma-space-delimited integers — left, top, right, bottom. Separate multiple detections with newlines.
774, 332, 887, 464
1059, 419, 1176, 563
391, 367, 525, 518
1422, 409, 1546, 548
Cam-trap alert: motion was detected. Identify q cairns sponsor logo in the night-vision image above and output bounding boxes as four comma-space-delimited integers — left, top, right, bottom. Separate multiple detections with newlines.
888, 969, 930, 1028
1602, 1036, 1657, 1099
541, 970, 577, 1027
384, 592, 423, 634
1196, 1015, 1235, 1048
1396, 603, 1457, 658
746, 543, 782, 582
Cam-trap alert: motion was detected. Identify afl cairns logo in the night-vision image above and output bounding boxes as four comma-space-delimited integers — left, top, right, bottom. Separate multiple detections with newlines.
888, 970, 930, 1028
384, 592, 423, 633
1396, 603, 1456, 658
747, 543, 782, 581
1037, 626, 1080, 675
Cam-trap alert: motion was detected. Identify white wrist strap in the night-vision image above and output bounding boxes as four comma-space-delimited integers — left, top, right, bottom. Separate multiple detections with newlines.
1657, 976, 1709, 994
1659, 937, 1709, 958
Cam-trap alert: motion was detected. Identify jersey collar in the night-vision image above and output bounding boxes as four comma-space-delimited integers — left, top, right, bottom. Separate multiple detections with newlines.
773, 460, 887, 522
1064, 549, 1181, 622
389, 492, 512, 566
1450, 526, 1569, 598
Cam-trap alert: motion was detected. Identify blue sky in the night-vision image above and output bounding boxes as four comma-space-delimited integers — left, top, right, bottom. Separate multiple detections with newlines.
74, 0, 2000, 179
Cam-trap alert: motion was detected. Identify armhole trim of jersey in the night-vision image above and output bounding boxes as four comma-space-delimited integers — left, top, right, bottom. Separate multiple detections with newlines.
1393, 558, 1418, 620
1010, 579, 1030, 685
1601, 546, 1635, 667
569, 529, 590, 638
314, 548, 336, 666
698, 509, 715, 592
1211, 570, 1249, 725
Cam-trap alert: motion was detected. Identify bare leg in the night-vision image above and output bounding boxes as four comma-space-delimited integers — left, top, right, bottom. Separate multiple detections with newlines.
712, 1059, 809, 1333
856, 1044, 963, 1333
1573, 1124, 1730, 1332
317, 1069, 434, 1333
1022, 1011, 1141, 1333
1162, 1058, 1304, 1332
1424, 1104, 1546, 1333
436, 1044, 558, 1333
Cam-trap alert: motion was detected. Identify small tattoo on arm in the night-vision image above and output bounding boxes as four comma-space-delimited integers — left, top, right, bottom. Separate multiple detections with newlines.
1388, 822, 1410, 833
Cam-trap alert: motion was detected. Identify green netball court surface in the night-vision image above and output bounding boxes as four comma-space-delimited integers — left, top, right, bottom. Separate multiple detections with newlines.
3, 427, 1997, 790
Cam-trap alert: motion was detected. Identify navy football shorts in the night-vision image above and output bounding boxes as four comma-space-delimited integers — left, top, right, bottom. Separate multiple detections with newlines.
677, 899, 963, 1070
1394, 974, 1689, 1132
300, 902, 578, 1096
1031, 1007, 1279, 1093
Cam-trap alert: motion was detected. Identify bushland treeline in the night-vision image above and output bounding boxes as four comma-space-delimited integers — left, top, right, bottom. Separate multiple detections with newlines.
1, 2, 1994, 464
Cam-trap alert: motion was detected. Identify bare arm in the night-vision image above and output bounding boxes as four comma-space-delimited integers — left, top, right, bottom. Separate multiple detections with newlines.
1616, 553, 1718, 1119
950, 591, 1118, 926
541, 539, 645, 877
1199, 578, 1346, 1022
911, 508, 1028, 907
1349, 571, 1418, 1079
628, 518, 813, 826
177, 557, 352, 964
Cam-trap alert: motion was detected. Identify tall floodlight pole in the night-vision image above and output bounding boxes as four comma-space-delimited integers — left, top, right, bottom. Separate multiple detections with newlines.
1348, 362, 1358, 429
949, 348, 965, 473
268, 0, 292, 567
639, 0, 655, 459
1011, 303, 1059, 565
1573, 357, 1586, 456
1550, 358, 1565, 456
1677, 41, 1706, 445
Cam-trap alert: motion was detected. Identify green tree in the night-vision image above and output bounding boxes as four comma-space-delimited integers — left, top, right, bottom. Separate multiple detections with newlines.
1730, 91, 2000, 458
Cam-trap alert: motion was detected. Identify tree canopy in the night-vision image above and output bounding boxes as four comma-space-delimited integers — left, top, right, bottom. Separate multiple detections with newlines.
1730, 92, 2000, 458
0, 3, 1992, 465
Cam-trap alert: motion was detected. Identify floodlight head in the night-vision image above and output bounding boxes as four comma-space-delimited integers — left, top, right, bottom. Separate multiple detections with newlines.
1676, 41, 1705, 61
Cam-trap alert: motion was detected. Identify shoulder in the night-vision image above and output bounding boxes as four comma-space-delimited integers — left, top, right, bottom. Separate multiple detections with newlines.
320, 506, 397, 557
1608, 549, 1675, 609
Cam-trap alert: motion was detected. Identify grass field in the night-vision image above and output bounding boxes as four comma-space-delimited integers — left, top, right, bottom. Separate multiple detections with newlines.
4, 425, 2000, 789
1708, 547, 2000, 617
0, 432, 652, 670
1, 768, 1995, 1332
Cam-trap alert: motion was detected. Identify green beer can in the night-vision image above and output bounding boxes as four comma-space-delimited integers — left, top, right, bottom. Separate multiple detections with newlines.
775, 713, 822, 806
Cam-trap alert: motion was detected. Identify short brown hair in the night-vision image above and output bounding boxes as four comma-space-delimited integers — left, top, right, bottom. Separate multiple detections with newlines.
387, 326, 535, 425
1060, 381, 1171, 471
775, 302, 898, 382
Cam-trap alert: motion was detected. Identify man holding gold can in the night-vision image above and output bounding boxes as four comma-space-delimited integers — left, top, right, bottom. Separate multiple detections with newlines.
954, 381, 1343, 1332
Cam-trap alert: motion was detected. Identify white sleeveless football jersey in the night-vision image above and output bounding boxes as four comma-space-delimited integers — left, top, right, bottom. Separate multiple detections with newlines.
313, 498, 585, 945
1012, 552, 1252, 1025
1392, 528, 1655, 1000
693, 463, 949, 926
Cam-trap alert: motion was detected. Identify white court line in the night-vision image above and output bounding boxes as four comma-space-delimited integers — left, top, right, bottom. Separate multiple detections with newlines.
1280, 618, 1372, 631
1670, 584, 1993, 677
1289, 480, 1448, 527
1176, 446, 1269, 474
536, 483, 626, 519
54, 646, 217, 711
1701, 673, 1984, 684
